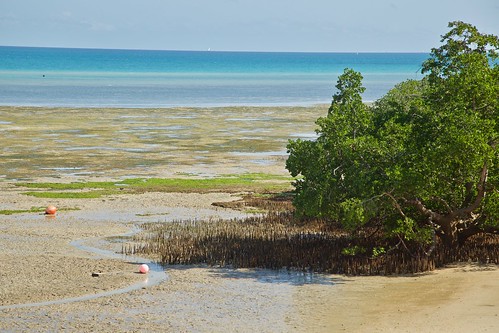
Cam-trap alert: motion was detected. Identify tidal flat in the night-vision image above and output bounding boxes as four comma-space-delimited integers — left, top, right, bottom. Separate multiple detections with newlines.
0, 105, 323, 181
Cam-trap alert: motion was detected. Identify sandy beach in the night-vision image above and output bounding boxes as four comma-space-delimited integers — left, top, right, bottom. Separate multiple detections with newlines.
1, 106, 498, 332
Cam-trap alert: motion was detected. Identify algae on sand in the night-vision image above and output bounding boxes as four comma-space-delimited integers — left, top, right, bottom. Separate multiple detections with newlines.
0, 105, 323, 181
18, 173, 294, 198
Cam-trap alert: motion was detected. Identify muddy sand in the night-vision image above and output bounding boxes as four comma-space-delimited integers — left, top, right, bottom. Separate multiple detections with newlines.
1, 183, 497, 332
1, 106, 498, 332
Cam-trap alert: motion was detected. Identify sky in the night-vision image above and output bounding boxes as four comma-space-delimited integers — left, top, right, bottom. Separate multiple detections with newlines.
1, 0, 498, 52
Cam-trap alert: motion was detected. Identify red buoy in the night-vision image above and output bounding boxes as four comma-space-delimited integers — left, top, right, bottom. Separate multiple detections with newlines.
45, 205, 57, 215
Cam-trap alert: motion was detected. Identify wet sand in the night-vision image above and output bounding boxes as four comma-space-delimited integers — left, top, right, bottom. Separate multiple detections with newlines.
1, 181, 497, 332
0, 105, 323, 180
1, 106, 498, 332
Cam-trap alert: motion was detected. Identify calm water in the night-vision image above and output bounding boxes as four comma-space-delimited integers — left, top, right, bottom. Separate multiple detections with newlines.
0, 46, 428, 107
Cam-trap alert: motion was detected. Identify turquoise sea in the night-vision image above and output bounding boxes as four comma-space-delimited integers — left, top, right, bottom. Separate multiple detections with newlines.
0, 46, 428, 107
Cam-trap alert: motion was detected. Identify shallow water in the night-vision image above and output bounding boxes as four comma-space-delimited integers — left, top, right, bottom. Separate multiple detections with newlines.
208, 267, 336, 286
0, 47, 427, 107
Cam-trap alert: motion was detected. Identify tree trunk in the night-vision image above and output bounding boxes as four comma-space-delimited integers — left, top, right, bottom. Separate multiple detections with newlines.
457, 224, 499, 246
436, 218, 486, 247
435, 213, 466, 248
403, 183, 492, 248
437, 219, 460, 248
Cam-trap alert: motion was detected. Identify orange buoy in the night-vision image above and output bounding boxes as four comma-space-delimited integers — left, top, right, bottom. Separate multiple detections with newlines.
45, 205, 57, 215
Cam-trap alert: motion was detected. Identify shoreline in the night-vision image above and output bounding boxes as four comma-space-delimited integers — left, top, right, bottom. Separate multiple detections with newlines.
0, 102, 333, 109
0, 99, 375, 109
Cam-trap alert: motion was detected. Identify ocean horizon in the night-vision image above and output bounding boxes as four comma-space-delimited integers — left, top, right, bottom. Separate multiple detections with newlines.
0, 46, 428, 108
